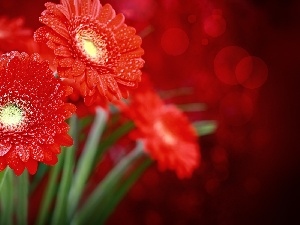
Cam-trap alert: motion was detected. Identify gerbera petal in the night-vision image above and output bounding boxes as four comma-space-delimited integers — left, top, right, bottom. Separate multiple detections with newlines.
79, 0, 92, 15
34, 26, 51, 43
120, 48, 145, 59
96, 76, 106, 96
39, 15, 70, 39
115, 79, 138, 87
31, 145, 45, 161
59, 58, 75, 67
67, 59, 86, 76
107, 13, 125, 30
84, 95, 94, 106
102, 75, 122, 98
57, 122, 70, 134
115, 59, 143, 82
58, 1, 73, 20
45, 2, 66, 19
54, 133, 73, 146
73, 72, 86, 83
54, 45, 72, 57
60, 103, 77, 118
16, 145, 30, 162
118, 58, 145, 71
63, 85, 74, 96
0, 142, 11, 156
0, 157, 7, 171
47, 31, 69, 46
119, 86, 130, 99
44, 154, 58, 166
86, 67, 99, 88
46, 40, 59, 50
25, 158, 38, 175
87, 87, 96, 96
79, 81, 88, 96
97, 4, 116, 24
43, 149, 54, 163
115, 26, 136, 41
91, 0, 102, 18
7, 151, 25, 176
119, 35, 142, 53
47, 144, 61, 154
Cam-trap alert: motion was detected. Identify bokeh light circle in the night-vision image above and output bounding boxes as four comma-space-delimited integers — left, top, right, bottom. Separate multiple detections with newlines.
214, 46, 249, 85
161, 28, 189, 56
235, 56, 268, 89
203, 15, 226, 38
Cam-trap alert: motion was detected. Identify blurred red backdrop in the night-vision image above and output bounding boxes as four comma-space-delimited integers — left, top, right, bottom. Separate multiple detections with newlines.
1, 0, 300, 224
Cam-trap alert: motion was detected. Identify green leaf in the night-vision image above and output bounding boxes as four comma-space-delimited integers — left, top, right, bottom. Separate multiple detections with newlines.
193, 120, 217, 136
30, 164, 49, 194
0, 168, 8, 193
72, 141, 147, 225
95, 158, 152, 224
67, 107, 108, 220
51, 115, 79, 225
177, 103, 207, 112
93, 120, 135, 168
0, 169, 14, 225
16, 170, 29, 225
35, 152, 65, 225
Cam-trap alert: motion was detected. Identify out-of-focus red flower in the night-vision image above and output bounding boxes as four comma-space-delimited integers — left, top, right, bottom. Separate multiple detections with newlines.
120, 77, 200, 179
0, 16, 33, 54
34, 0, 144, 106
0, 51, 75, 175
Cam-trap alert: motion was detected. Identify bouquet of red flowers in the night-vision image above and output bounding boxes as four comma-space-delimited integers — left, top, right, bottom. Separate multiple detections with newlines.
0, 1, 214, 224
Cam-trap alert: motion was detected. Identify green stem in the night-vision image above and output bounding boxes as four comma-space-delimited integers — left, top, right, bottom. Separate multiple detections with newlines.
0, 168, 8, 192
0, 169, 14, 225
51, 115, 78, 225
72, 141, 145, 225
67, 107, 108, 220
29, 164, 49, 194
35, 152, 65, 225
193, 120, 217, 136
97, 158, 152, 224
93, 121, 135, 169
16, 170, 29, 225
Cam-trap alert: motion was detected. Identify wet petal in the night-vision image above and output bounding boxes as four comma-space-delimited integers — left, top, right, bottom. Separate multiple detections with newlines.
97, 4, 116, 24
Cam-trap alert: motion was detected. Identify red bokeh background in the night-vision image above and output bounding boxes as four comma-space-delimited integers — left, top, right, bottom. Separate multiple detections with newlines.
1, 0, 300, 224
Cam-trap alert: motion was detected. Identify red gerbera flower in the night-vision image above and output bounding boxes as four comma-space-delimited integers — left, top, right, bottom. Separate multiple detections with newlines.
121, 77, 200, 179
34, 0, 144, 105
0, 51, 76, 175
0, 17, 33, 54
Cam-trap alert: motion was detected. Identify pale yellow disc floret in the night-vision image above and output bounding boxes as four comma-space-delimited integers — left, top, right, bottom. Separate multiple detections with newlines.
82, 38, 98, 58
0, 104, 24, 128
154, 120, 176, 146
75, 29, 108, 65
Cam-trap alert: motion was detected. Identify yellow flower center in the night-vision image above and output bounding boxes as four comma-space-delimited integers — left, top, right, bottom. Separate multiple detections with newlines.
82, 38, 98, 58
154, 120, 176, 146
0, 104, 24, 129
75, 29, 108, 65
